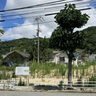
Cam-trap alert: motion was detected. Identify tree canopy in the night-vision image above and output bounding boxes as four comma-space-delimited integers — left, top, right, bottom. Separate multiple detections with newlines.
0, 29, 4, 42
50, 26, 86, 53
50, 4, 89, 88
50, 4, 89, 55
55, 4, 89, 31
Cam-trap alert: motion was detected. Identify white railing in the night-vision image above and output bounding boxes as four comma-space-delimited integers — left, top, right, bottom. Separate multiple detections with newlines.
71, 81, 96, 89
59, 81, 96, 89
0, 80, 15, 90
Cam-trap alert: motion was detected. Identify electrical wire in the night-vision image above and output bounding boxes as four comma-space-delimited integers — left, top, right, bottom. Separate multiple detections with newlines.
0, 0, 92, 29
0, 0, 71, 12
0, 0, 90, 13
1, 7, 95, 29
1, 1, 90, 18
0, 7, 91, 22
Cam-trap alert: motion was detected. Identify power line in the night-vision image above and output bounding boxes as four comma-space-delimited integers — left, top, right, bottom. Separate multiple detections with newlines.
45, 7, 91, 16
45, 2, 90, 10
0, 0, 69, 12
1, 7, 94, 29
0, 7, 91, 22
1, 1, 90, 18
0, 20, 5, 22
0, 0, 90, 13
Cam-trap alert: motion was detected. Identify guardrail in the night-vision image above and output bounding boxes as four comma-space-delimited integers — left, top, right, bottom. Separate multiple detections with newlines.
72, 81, 96, 89
59, 80, 96, 89
0, 80, 15, 90
0, 80, 96, 90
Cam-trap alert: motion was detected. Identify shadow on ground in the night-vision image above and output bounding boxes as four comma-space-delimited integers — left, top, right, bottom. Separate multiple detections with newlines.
34, 85, 60, 90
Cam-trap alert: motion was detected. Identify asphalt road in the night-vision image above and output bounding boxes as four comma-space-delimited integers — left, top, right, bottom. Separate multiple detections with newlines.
0, 91, 96, 96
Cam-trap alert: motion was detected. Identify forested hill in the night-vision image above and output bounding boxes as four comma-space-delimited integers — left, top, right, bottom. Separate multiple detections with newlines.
82, 26, 96, 54
0, 38, 53, 61
0, 26, 96, 61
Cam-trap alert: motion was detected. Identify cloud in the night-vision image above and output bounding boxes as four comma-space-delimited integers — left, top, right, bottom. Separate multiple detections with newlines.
5, 0, 55, 9
1, 0, 58, 40
75, 8, 96, 31
1, 20, 55, 40
1, 0, 96, 40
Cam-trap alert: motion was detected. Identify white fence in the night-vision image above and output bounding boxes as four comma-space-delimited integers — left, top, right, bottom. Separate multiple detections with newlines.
0, 80, 15, 90
67, 81, 96, 89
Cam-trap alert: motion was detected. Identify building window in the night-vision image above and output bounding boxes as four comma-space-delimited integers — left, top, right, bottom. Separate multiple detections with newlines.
59, 57, 65, 61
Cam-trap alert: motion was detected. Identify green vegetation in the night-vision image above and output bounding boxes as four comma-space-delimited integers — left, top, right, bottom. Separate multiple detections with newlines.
0, 29, 4, 42
0, 63, 16, 71
50, 4, 89, 87
29, 60, 96, 79
82, 26, 96, 54
0, 27, 96, 63
30, 61, 68, 78
58, 80, 65, 90
0, 60, 95, 80
0, 37, 52, 62
0, 71, 10, 80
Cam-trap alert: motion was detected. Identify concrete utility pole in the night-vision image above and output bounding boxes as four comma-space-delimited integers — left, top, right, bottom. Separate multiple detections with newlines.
35, 17, 40, 64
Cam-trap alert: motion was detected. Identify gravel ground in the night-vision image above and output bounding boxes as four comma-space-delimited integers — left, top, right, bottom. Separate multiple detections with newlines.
0, 91, 96, 96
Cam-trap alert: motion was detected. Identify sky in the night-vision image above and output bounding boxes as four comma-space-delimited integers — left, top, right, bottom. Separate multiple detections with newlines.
0, 0, 96, 41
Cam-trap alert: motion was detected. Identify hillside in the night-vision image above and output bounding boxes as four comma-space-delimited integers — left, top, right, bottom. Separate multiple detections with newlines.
82, 26, 96, 54
0, 26, 96, 61
0, 38, 52, 61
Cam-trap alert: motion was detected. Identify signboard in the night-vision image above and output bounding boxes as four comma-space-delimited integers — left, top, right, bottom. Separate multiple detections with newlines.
15, 67, 29, 76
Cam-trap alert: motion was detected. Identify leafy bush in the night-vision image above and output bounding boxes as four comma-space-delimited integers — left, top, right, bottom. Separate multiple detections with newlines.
29, 83, 34, 86
12, 72, 16, 78
0, 71, 10, 80
58, 80, 65, 90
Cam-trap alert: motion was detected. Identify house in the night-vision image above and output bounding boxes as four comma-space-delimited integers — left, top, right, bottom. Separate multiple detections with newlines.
52, 51, 79, 65
2, 50, 30, 66
89, 54, 96, 61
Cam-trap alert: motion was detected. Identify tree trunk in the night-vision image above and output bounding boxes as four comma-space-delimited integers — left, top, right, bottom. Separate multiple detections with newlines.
68, 54, 73, 89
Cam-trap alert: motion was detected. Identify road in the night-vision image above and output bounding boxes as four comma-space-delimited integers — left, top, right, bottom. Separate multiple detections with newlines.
0, 91, 96, 96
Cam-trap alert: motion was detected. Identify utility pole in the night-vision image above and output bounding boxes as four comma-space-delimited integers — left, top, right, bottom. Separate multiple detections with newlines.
35, 17, 40, 64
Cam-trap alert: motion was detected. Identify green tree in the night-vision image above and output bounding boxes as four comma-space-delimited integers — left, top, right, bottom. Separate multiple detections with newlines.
82, 26, 96, 54
0, 29, 4, 41
0, 29, 4, 34
50, 4, 89, 88
0, 37, 52, 62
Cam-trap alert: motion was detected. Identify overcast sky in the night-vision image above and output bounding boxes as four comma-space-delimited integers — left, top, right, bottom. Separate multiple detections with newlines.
0, 0, 96, 41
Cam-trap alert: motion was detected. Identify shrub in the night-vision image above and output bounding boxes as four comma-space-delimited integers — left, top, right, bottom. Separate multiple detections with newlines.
0, 71, 10, 80
58, 80, 65, 90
